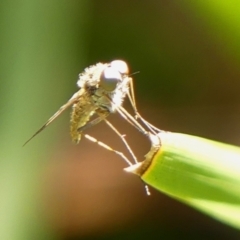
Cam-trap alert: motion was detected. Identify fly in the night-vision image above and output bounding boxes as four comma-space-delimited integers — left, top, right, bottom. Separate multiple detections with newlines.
23, 59, 161, 195
23, 60, 132, 146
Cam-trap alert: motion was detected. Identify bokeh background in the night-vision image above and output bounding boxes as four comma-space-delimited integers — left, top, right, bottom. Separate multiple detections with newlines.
1, 1, 240, 239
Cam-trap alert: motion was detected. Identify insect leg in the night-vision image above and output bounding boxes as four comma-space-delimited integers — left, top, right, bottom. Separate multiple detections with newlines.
116, 106, 148, 136
104, 118, 151, 195
104, 119, 138, 164
83, 134, 132, 166
84, 132, 151, 195
127, 78, 161, 134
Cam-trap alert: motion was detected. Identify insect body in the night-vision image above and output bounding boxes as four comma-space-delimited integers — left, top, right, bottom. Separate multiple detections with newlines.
23, 60, 131, 146
24, 59, 160, 195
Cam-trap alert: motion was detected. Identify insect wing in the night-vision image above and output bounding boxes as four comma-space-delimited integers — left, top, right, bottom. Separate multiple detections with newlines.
23, 92, 80, 146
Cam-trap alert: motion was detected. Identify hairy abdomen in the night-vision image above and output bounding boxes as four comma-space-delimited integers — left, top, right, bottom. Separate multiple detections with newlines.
70, 92, 97, 144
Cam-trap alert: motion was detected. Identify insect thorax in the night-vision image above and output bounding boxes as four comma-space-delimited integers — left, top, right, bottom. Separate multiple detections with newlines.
70, 61, 130, 143
77, 62, 130, 112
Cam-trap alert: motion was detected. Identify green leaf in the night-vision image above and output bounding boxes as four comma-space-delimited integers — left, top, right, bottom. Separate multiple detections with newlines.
125, 132, 240, 229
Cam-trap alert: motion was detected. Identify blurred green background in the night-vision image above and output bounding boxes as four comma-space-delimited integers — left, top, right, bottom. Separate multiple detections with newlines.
1, 0, 240, 239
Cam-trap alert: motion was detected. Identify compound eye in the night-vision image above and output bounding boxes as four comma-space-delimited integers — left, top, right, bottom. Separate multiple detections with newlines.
100, 67, 122, 91
110, 60, 129, 75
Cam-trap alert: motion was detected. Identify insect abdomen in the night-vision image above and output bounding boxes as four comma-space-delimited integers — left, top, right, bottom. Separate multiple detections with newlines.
70, 92, 96, 144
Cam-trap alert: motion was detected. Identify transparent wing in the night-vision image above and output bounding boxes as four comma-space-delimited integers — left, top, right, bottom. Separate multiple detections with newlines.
23, 92, 79, 146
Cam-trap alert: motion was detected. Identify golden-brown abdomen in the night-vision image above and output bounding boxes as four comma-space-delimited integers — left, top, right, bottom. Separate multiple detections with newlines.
70, 91, 97, 144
